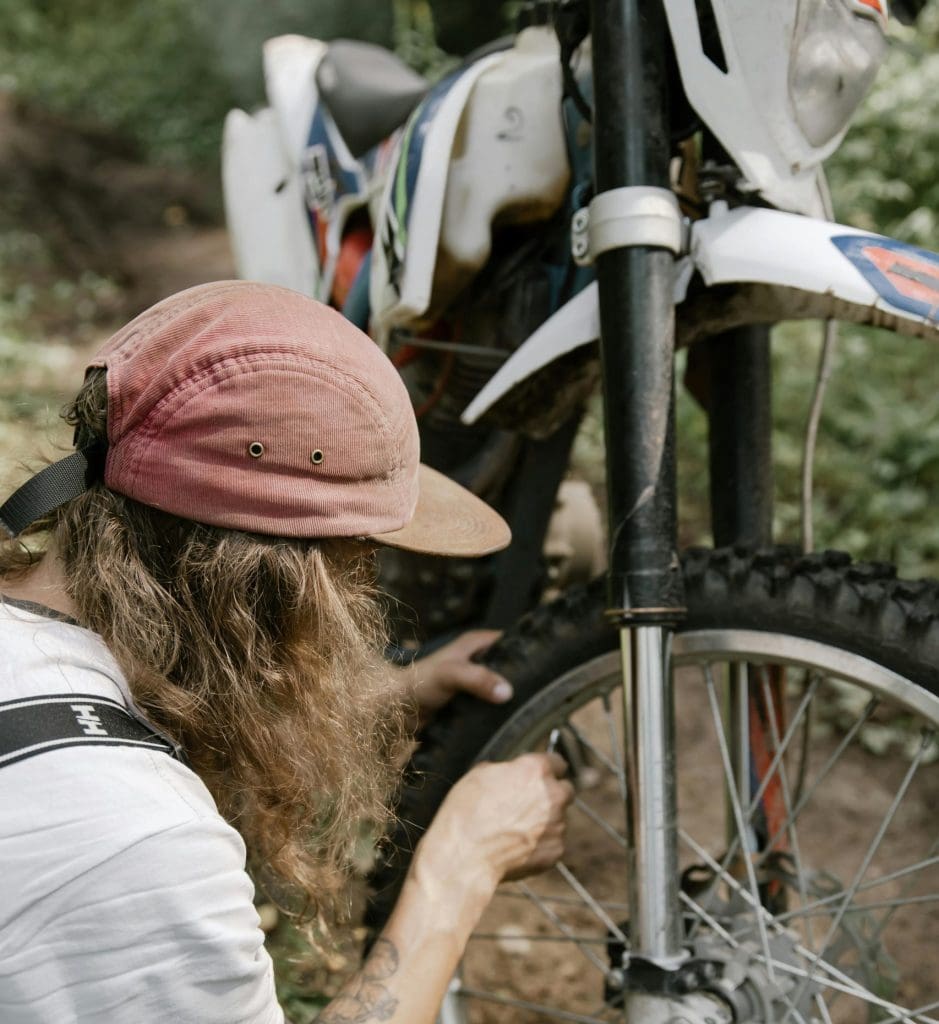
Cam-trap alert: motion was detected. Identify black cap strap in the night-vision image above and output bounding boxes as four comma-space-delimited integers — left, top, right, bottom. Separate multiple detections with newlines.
0, 445, 106, 538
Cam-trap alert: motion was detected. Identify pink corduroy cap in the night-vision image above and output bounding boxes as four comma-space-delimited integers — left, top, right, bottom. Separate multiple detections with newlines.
86, 281, 510, 556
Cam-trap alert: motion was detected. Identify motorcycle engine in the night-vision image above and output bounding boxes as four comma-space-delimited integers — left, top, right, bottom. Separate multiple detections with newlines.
380, 224, 601, 640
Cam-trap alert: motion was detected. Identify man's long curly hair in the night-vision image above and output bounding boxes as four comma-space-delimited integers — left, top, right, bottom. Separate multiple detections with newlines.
0, 368, 412, 934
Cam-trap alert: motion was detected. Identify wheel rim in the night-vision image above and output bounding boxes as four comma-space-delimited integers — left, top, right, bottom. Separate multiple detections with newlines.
443, 630, 939, 1024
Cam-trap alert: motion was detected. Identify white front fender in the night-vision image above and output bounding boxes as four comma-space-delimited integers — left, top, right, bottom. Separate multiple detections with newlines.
462, 207, 939, 425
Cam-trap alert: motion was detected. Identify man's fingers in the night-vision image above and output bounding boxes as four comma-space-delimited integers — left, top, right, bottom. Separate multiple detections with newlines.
450, 661, 514, 704
452, 628, 503, 660
544, 751, 570, 779
556, 778, 575, 807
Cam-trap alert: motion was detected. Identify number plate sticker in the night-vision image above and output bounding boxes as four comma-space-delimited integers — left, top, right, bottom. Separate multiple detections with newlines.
832, 235, 939, 323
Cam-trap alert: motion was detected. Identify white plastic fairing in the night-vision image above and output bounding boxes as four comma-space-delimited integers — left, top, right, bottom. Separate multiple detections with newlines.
227, 34, 374, 303
263, 35, 328, 166
222, 35, 329, 297
222, 107, 318, 296
461, 283, 601, 424
689, 206, 875, 296
370, 27, 570, 335
462, 207, 939, 423
662, 0, 880, 215
437, 28, 569, 279
370, 55, 502, 335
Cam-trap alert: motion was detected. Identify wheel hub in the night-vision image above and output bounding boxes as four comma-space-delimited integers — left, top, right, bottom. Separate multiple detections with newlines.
602, 860, 900, 1022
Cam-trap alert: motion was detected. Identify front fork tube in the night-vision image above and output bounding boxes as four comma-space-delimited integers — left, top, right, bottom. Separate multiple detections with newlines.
727, 663, 757, 855
589, 0, 686, 988
705, 326, 776, 863
620, 624, 685, 967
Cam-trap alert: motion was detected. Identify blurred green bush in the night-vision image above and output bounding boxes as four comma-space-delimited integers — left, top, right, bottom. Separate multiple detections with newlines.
0, 0, 396, 167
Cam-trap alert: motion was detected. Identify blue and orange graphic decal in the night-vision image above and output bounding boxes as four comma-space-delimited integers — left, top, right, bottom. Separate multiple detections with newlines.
301, 105, 365, 254
832, 235, 939, 323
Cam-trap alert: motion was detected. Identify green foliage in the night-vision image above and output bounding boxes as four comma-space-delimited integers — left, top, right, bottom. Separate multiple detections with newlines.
769, 321, 939, 579
0, 0, 229, 167
391, 0, 457, 78
775, 11, 939, 577
0, 0, 500, 167
660, 12, 939, 578
0, 0, 395, 168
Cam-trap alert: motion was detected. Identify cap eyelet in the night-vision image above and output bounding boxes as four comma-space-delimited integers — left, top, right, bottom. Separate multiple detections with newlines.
248, 441, 265, 458
310, 449, 324, 465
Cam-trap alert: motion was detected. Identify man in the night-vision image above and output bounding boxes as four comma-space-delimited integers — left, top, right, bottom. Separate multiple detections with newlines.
0, 281, 572, 1023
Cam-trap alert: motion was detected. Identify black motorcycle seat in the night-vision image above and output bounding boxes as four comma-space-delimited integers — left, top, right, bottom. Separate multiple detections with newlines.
316, 40, 430, 159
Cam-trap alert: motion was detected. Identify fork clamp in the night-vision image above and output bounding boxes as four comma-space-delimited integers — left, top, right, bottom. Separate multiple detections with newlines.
606, 957, 737, 1024
571, 186, 685, 266
606, 954, 728, 1001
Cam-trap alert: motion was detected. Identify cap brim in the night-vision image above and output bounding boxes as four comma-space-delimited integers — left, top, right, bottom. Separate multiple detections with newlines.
369, 464, 510, 557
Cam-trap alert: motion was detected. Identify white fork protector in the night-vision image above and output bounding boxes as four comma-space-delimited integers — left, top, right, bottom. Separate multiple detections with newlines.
462, 206, 939, 424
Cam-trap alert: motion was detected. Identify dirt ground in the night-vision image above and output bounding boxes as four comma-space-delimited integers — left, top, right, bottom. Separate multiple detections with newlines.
1, 101, 935, 1023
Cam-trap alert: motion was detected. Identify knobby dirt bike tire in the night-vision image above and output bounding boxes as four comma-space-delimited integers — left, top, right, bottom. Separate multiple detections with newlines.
366, 546, 939, 1012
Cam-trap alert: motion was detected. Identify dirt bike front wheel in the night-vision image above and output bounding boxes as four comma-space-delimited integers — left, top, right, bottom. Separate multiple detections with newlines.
367, 547, 939, 1023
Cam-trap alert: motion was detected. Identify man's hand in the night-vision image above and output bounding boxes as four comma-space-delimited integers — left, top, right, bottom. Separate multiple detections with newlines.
334, 754, 572, 1024
405, 630, 514, 721
416, 753, 575, 890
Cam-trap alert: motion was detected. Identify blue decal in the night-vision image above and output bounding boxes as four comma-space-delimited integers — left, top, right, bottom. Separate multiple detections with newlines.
396, 67, 468, 232
832, 235, 939, 323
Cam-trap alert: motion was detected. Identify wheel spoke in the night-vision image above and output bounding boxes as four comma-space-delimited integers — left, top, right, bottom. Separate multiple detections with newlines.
872, 835, 939, 941
756, 695, 880, 867
780, 892, 939, 918
493, 890, 631, 914
469, 930, 610, 946
782, 729, 935, 1021
689, 669, 822, 940
601, 692, 628, 801
514, 880, 613, 973
743, 670, 821, 825
703, 664, 779, 981
572, 794, 628, 849
682, 883, 933, 1023
878, 1001, 939, 1024
757, 667, 818, 952
555, 862, 629, 945
678, 891, 810, 1024
813, 992, 834, 1024
457, 985, 615, 1023
564, 718, 626, 789
678, 828, 927, 1018
772, 852, 939, 923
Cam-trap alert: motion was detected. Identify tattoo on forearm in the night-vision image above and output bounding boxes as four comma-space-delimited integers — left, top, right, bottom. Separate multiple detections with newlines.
317, 938, 400, 1023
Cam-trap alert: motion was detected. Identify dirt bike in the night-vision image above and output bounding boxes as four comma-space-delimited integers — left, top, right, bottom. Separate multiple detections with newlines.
223, 1, 939, 1020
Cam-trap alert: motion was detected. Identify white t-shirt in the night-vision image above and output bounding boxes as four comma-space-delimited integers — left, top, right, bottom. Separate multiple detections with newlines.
0, 600, 284, 1024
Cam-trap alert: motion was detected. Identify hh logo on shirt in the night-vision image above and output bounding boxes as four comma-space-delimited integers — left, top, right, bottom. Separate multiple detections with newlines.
71, 704, 109, 736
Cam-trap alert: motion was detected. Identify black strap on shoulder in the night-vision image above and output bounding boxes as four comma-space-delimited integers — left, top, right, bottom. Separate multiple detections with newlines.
0, 444, 106, 538
0, 693, 183, 769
